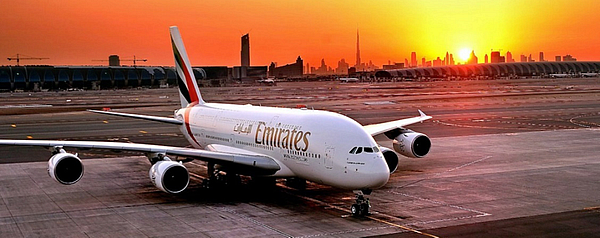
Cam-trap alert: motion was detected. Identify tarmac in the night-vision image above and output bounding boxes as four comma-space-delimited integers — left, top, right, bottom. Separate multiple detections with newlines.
0, 78, 599, 237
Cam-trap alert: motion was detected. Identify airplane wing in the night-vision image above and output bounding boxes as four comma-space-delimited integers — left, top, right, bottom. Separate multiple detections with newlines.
363, 110, 432, 137
0, 139, 280, 174
87, 109, 183, 125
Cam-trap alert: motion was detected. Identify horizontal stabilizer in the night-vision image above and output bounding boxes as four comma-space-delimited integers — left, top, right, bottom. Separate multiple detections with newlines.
88, 109, 183, 125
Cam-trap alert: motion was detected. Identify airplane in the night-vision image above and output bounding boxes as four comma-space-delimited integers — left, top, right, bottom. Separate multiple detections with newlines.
549, 73, 571, 78
339, 77, 359, 83
581, 73, 599, 78
0, 26, 432, 217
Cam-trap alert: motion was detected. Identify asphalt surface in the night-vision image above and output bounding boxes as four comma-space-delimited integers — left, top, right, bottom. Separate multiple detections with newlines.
0, 78, 599, 237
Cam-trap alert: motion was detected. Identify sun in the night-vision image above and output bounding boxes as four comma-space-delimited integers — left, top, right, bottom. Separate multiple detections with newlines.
458, 48, 471, 62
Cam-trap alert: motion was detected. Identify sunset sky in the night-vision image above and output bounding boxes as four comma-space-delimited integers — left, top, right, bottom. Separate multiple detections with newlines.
2, 0, 599, 67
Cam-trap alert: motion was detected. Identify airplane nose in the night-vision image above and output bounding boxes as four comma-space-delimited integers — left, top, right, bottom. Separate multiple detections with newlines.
367, 155, 390, 188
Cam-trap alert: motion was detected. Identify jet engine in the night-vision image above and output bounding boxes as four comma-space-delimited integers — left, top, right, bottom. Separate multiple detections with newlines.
392, 132, 431, 158
380, 147, 399, 174
48, 152, 84, 185
149, 160, 190, 193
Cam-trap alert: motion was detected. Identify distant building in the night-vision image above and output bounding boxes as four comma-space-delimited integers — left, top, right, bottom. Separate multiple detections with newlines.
468, 50, 478, 64
421, 57, 426, 67
239, 34, 251, 78
491, 51, 503, 63
539, 52, 545, 62
109, 55, 120, 67
521, 54, 528, 62
433, 57, 442, 67
382, 63, 404, 70
269, 56, 303, 78
241, 34, 250, 67
336, 58, 349, 74
528, 54, 534, 62
563, 54, 577, 61
0, 65, 222, 91
445, 52, 450, 66
411, 52, 417, 68
355, 30, 361, 67
555, 56, 562, 62
376, 62, 600, 79
484, 54, 489, 64
506, 51, 515, 63
232, 66, 267, 80
313, 58, 333, 75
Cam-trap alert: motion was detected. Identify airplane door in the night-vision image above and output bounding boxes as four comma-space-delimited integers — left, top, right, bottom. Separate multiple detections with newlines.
324, 147, 334, 169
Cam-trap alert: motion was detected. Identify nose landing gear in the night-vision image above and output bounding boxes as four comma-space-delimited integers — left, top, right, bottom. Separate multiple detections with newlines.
351, 190, 371, 217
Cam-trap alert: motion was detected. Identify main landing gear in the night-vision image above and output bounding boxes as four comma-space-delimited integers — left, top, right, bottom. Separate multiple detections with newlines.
202, 162, 241, 189
351, 189, 371, 217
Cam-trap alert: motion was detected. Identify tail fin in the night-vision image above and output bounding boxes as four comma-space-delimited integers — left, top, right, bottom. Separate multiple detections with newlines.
170, 26, 205, 107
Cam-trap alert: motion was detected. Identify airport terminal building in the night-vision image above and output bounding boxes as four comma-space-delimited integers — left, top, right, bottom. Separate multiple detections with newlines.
0, 65, 238, 91
375, 61, 600, 79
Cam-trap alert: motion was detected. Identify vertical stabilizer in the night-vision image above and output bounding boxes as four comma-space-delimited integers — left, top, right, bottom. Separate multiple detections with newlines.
170, 26, 205, 107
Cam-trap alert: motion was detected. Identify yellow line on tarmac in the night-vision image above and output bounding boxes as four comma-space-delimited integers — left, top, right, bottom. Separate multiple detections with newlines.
280, 187, 438, 238
584, 206, 600, 211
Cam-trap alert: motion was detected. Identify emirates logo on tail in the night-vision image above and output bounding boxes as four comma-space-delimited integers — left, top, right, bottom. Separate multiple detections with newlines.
170, 26, 204, 107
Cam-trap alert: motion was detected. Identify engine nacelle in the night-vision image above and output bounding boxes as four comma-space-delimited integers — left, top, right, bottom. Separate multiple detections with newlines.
380, 147, 399, 174
48, 152, 84, 185
149, 160, 189, 193
393, 132, 431, 158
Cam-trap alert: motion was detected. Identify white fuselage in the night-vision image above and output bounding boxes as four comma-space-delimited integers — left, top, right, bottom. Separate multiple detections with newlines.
175, 103, 390, 190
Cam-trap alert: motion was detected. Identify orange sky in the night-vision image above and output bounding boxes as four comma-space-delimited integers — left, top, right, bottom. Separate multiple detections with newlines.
2, 0, 599, 67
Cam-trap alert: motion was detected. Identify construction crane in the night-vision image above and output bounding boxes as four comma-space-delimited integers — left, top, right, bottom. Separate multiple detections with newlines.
92, 55, 147, 67
7, 54, 49, 66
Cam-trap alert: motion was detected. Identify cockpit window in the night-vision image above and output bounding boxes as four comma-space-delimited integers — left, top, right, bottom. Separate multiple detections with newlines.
350, 146, 380, 154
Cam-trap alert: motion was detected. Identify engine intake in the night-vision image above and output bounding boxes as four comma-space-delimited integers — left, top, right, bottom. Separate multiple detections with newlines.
48, 152, 84, 185
393, 132, 431, 158
380, 147, 399, 174
149, 160, 189, 193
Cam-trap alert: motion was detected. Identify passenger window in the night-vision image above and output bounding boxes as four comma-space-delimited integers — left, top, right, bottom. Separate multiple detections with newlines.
349, 147, 357, 154
364, 147, 373, 153
356, 147, 362, 154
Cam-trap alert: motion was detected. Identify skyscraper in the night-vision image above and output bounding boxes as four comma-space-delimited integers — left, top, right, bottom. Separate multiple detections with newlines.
445, 52, 449, 66
539, 52, 545, 62
411, 52, 417, 67
356, 30, 361, 67
491, 51, 501, 63
520, 54, 527, 62
468, 50, 478, 64
506, 51, 514, 63
241, 34, 250, 67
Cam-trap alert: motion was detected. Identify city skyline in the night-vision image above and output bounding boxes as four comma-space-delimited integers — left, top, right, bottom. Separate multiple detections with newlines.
2, 0, 600, 68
